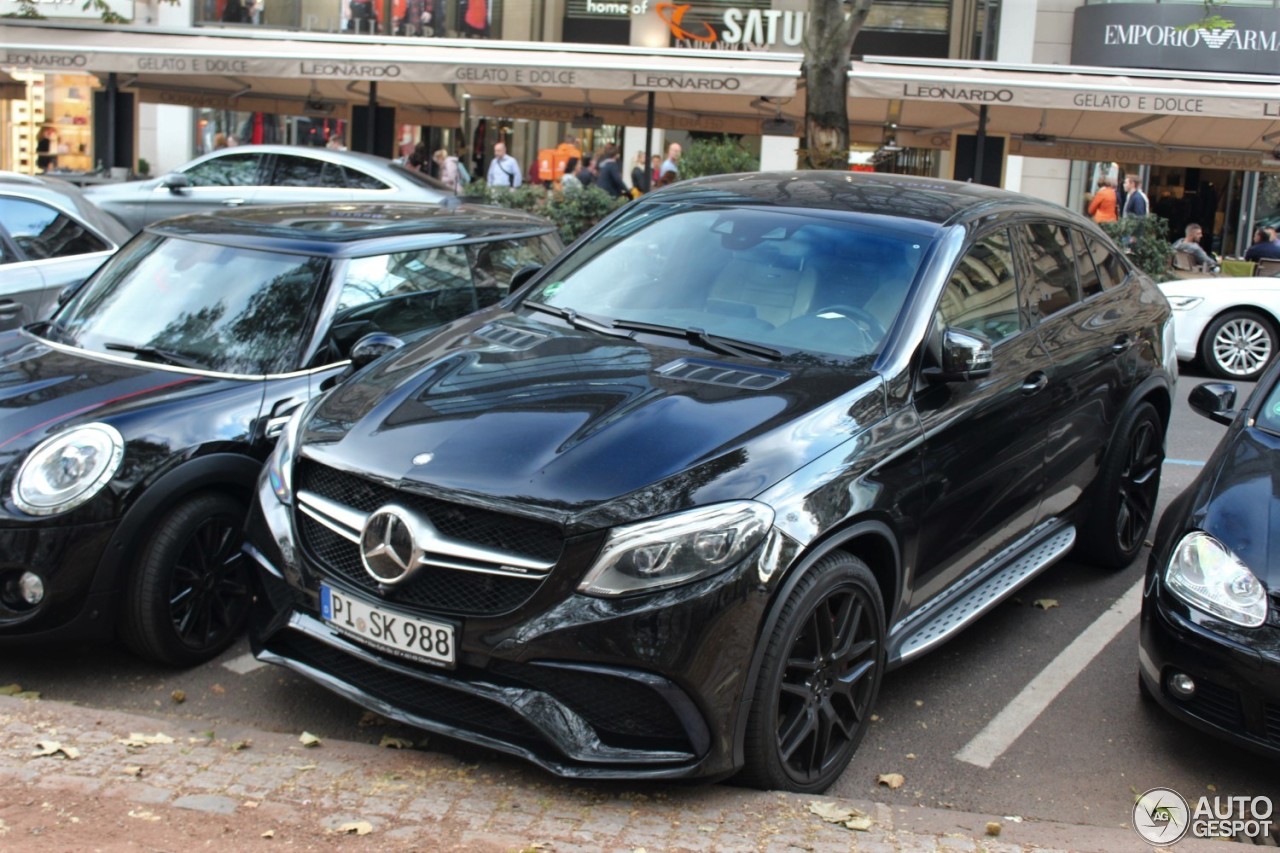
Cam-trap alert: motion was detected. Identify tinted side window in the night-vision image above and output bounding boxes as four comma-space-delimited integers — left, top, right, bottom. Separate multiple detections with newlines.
1020, 222, 1079, 321
0, 197, 108, 260
1087, 238, 1129, 290
343, 167, 389, 190
183, 153, 261, 187
273, 155, 338, 188
469, 236, 561, 308
331, 245, 476, 346
1070, 229, 1103, 299
938, 229, 1021, 345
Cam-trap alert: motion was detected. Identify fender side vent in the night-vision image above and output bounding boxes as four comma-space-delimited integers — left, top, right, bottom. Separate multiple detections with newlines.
655, 358, 789, 390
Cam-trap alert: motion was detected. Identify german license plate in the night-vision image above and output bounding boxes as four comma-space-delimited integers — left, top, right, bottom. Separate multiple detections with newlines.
320, 584, 455, 668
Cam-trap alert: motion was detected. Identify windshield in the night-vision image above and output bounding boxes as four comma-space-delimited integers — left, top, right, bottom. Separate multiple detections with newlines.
522, 205, 929, 361
51, 235, 327, 375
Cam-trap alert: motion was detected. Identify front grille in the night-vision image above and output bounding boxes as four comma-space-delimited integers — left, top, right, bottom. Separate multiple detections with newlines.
487, 660, 692, 752
273, 630, 543, 748
294, 459, 563, 616
300, 516, 540, 615
1181, 677, 1244, 732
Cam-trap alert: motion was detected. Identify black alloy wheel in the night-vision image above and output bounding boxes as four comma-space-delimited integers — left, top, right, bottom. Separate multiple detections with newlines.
1076, 401, 1164, 570
121, 492, 252, 666
740, 553, 885, 793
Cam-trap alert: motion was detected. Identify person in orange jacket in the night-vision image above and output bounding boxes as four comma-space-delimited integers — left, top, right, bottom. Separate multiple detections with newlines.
1088, 177, 1118, 223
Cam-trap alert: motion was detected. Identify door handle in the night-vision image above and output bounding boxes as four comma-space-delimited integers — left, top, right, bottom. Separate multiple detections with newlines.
0, 301, 22, 319
222, 198, 247, 207
1021, 371, 1049, 395
1111, 334, 1135, 355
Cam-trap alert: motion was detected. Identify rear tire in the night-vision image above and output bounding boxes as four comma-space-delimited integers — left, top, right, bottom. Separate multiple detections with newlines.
120, 491, 251, 666
1201, 309, 1277, 381
1076, 402, 1164, 570
738, 553, 885, 793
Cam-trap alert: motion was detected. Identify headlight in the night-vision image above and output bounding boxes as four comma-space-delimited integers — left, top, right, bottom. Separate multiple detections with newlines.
266, 405, 308, 505
13, 423, 124, 516
577, 501, 774, 597
1165, 531, 1268, 628
1165, 296, 1203, 311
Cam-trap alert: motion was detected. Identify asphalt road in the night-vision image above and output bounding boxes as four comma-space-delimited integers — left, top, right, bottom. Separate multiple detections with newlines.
3, 363, 1277, 831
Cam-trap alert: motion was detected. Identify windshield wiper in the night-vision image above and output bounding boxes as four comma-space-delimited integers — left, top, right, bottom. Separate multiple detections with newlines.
522, 300, 634, 339
104, 342, 205, 370
610, 320, 783, 361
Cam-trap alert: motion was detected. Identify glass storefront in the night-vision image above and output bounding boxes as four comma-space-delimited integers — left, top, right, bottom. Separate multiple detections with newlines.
3, 72, 96, 176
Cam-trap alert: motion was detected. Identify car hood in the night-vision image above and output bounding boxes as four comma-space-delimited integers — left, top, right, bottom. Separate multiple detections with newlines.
1192, 423, 1280, 589
0, 332, 249, 467
300, 311, 884, 530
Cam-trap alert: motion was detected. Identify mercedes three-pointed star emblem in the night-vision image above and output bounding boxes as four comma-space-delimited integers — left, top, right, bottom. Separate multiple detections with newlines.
360, 505, 421, 585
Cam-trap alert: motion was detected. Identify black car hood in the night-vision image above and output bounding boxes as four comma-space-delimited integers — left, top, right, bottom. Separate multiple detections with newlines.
301, 312, 883, 529
1193, 423, 1280, 589
0, 332, 243, 464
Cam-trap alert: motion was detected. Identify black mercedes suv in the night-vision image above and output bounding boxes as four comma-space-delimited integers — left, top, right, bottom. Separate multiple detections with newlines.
246, 172, 1175, 792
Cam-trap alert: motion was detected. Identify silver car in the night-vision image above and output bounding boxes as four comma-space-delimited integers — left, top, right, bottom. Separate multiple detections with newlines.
84, 145, 453, 232
0, 173, 130, 331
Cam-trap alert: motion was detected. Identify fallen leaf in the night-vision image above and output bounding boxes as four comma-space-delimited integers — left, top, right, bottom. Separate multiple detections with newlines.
877, 772, 905, 790
986, 821, 1002, 837
808, 801, 872, 831
121, 766, 143, 777
1032, 598, 1059, 610
294, 764, 317, 772
14, 691, 39, 701
299, 732, 321, 748
230, 739, 252, 752
358, 711, 385, 727
261, 830, 275, 839
1207, 784, 1217, 792
244, 801, 259, 809
128, 809, 162, 822
171, 690, 186, 704
0, 684, 21, 695
1003, 815, 1024, 823
906, 753, 917, 760
335, 821, 373, 836
210, 683, 226, 695
32, 741, 79, 760
119, 733, 174, 747
914, 699, 924, 707
379, 736, 414, 750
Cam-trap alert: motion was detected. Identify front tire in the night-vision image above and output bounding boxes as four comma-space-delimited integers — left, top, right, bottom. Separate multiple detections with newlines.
1202, 309, 1277, 381
739, 553, 885, 793
120, 491, 252, 666
1076, 402, 1164, 569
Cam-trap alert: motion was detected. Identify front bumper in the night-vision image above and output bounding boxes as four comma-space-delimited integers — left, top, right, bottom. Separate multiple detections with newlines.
1139, 577, 1280, 759
246, 474, 789, 780
0, 519, 120, 643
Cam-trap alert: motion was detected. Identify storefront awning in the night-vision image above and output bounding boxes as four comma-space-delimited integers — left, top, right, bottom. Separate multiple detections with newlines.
847, 57, 1280, 171
0, 21, 798, 126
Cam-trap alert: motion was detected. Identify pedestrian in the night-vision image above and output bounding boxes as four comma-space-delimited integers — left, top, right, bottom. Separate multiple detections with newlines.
659, 142, 681, 182
1172, 223, 1219, 273
486, 141, 522, 188
1244, 228, 1280, 262
408, 141, 432, 175
326, 134, 347, 151
575, 153, 596, 189
595, 144, 629, 199
650, 154, 661, 186
1121, 175, 1148, 217
1088, 177, 1117, 223
433, 148, 464, 193
560, 157, 582, 191
630, 150, 649, 195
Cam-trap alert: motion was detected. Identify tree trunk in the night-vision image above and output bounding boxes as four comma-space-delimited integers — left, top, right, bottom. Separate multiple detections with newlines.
802, 0, 873, 170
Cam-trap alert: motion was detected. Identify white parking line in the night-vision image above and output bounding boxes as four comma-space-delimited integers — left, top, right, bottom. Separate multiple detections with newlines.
955, 578, 1144, 769
221, 653, 267, 675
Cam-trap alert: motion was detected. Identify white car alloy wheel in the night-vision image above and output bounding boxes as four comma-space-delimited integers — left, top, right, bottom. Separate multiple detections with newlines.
1206, 310, 1276, 380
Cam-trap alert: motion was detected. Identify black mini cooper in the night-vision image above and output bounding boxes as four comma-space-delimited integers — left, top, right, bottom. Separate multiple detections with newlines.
0, 202, 562, 665
247, 172, 1175, 792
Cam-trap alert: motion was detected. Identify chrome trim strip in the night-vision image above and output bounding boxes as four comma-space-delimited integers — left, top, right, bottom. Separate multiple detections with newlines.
32, 334, 348, 380
297, 490, 364, 539
297, 498, 362, 544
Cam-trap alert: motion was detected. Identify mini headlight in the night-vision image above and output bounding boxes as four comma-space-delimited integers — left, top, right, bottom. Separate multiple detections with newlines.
1165, 531, 1268, 628
13, 423, 124, 516
578, 501, 774, 597
266, 405, 308, 505
1165, 296, 1203, 311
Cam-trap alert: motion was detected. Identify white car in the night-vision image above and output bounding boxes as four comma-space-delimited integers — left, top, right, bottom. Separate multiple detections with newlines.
1158, 275, 1280, 380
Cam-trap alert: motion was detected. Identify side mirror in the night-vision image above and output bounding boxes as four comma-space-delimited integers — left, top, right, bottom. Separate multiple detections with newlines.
509, 264, 542, 292
349, 331, 404, 370
924, 328, 994, 383
1188, 382, 1237, 426
161, 173, 191, 192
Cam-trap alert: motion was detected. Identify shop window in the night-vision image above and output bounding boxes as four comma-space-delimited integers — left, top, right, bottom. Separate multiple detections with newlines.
0, 198, 108, 260
1019, 223, 1079, 321
184, 152, 263, 187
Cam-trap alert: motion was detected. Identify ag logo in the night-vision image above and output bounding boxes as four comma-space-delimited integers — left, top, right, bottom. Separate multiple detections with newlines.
1134, 787, 1190, 845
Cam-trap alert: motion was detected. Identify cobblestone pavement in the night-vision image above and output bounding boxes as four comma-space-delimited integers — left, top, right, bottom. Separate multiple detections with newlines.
0, 695, 1222, 852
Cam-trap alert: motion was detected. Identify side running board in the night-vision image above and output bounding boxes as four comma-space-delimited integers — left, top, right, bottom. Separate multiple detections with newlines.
888, 523, 1077, 666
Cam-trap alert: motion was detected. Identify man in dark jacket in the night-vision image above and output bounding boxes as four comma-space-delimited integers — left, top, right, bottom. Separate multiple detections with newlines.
595, 145, 629, 199
1122, 175, 1149, 217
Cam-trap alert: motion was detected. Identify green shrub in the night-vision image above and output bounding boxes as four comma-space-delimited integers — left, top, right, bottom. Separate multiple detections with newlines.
1100, 215, 1174, 280
679, 135, 759, 180
461, 180, 626, 243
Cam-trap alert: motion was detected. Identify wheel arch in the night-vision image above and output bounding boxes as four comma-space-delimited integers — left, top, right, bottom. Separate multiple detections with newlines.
90, 453, 263, 608
731, 517, 901, 769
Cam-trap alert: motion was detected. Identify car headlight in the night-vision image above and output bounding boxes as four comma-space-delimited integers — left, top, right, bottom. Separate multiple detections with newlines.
13, 423, 124, 516
1165, 296, 1203, 311
577, 501, 774, 597
1165, 531, 1268, 628
266, 405, 308, 505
